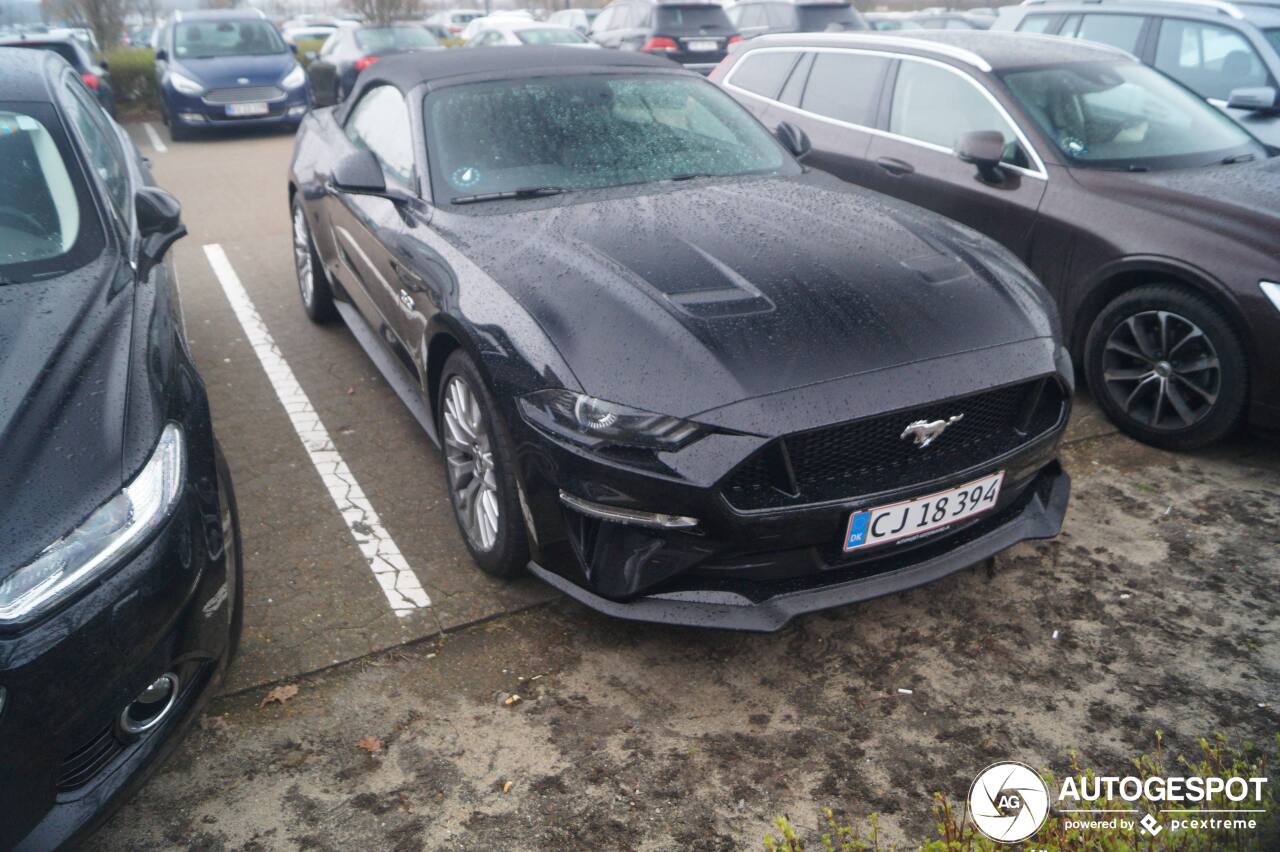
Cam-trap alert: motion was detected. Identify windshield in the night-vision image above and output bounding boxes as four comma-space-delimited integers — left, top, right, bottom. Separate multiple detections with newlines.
515, 27, 589, 45
1000, 62, 1265, 169
796, 6, 863, 31
355, 26, 439, 51
174, 20, 287, 58
426, 74, 795, 202
0, 106, 102, 283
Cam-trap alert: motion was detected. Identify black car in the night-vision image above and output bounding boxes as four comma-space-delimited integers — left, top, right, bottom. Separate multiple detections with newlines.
726, 0, 868, 38
589, 0, 741, 73
715, 31, 1280, 448
287, 47, 1071, 631
306, 23, 441, 105
0, 49, 242, 849
0, 34, 115, 115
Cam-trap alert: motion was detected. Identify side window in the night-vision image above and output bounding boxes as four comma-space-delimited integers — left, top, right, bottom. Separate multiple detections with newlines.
778, 52, 812, 106
800, 52, 889, 125
1067, 14, 1147, 54
345, 85, 415, 187
889, 60, 1027, 167
62, 77, 131, 225
1154, 18, 1271, 101
1016, 14, 1059, 34
729, 50, 800, 99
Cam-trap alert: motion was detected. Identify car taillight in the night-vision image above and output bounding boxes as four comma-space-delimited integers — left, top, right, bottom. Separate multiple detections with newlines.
354, 56, 380, 72
728, 34, 743, 45
80, 72, 100, 90
641, 36, 679, 52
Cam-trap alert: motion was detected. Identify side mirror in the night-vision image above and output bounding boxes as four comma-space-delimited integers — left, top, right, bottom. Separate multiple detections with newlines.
956, 130, 1005, 183
135, 186, 186, 281
331, 148, 387, 195
154, 48, 167, 61
289, 42, 299, 54
1226, 86, 1278, 112
775, 121, 811, 160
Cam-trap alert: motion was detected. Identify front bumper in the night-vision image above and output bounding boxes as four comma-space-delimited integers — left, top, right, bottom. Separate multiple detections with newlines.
164, 84, 309, 128
530, 461, 1068, 631
0, 447, 236, 850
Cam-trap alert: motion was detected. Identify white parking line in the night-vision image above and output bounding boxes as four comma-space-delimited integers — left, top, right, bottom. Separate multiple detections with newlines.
142, 122, 168, 154
202, 243, 431, 616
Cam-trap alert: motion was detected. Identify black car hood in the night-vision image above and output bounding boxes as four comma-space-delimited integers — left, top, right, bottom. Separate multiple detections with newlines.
0, 257, 133, 578
433, 172, 1057, 418
1075, 156, 1280, 256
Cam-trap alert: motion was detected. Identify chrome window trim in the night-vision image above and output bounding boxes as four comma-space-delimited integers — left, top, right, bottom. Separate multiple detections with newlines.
723, 45, 1050, 181
748, 32, 994, 71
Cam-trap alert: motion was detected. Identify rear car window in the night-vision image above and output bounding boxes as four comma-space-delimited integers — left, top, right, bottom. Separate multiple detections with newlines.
801, 52, 889, 125
729, 50, 800, 99
0, 105, 103, 281
655, 5, 733, 31
1065, 14, 1147, 54
355, 26, 439, 51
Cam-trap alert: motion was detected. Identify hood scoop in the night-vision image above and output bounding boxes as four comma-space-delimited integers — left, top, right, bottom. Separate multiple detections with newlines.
597, 237, 776, 320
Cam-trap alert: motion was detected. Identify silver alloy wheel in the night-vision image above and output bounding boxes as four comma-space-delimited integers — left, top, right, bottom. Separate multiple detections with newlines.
292, 204, 314, 308
1101, 309, 1221, 431
443, 375, 500, 552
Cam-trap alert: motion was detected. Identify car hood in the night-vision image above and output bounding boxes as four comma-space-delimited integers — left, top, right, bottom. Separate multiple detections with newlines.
0, 257, 133, 578
1071, 156, 1280, 256
432, 171, 1058, 419
174, 51, 296, 88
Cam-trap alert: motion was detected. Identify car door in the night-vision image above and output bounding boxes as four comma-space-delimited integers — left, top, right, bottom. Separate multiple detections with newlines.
786, 49, 890, 187
325, 85, 418, 343
862, 57, 1047, 258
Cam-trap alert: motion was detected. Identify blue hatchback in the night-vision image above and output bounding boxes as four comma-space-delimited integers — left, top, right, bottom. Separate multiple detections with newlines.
155, 10, 310, 139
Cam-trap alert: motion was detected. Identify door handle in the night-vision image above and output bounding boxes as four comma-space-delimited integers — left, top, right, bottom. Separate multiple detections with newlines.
398, 288, 414, 311
875, 157, 915, 177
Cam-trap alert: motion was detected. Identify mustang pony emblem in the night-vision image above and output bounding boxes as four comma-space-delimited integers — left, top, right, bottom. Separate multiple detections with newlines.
900, 414, 964, 448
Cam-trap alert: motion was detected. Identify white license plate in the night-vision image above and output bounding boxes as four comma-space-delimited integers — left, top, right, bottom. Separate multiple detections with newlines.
843, 471, 1004, 552
225, 102, 269, 117
686, 39, 718, 52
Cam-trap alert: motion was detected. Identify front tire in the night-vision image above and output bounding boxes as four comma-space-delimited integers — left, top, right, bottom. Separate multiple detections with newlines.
1084, 284, 1247, 450
291, 196, 337, 323
438, 351, 529, 579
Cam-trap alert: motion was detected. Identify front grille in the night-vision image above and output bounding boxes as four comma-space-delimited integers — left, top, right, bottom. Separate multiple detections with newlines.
202, 85, 284, 105
56, 725, 125, 792
722, 378, 1065, 511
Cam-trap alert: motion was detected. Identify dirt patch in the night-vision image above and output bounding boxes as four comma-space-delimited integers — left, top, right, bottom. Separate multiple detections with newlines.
89, 433, 1280, 850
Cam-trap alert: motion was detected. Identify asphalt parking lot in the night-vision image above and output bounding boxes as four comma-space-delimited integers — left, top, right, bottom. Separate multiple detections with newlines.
88, 122, 1280, 850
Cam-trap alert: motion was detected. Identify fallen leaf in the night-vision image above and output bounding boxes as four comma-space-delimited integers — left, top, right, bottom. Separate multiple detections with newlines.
356, 735, 383, 753
502, 781, 513, 793
259, 683, 299, 709
504, 694, 522, 706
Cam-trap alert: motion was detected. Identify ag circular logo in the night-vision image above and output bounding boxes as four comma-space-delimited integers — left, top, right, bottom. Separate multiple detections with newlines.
968, 761, 1050, 843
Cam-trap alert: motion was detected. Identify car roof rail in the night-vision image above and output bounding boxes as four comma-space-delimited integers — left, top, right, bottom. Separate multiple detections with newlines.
754, 32, 995, 70
1021, 0, 1247, 20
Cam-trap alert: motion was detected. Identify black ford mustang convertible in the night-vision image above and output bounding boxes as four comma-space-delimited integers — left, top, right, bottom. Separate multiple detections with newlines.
287, 47, 1073, 630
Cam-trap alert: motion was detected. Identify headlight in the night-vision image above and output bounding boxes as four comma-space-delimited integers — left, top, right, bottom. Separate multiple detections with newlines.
282, 63, 306, 89
0, 424, 185, 628
168, 70, 204, 96
518, 389, 705, 451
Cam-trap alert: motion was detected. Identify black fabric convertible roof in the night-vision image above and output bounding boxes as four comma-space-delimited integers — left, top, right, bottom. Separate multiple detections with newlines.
338, 46, 684, 121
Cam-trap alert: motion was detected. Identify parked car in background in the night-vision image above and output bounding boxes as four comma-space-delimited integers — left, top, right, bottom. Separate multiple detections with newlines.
468, 20, 599, 46
0, 33, 115, 115
548, 7, 603, 33
48, 25, 100, 57
0, 47, 243, 851
715, 30, 1280, 447
911, 11, 994, 29
461, 10, 536, 40
993, 0, 1280, 144
282, 23, 338, 47
427, 8, 485, 37
154, 9, 310, 140
726, 0, 867, 38
865, 12, 923, 30
590, 0, 740, 73
287, 46, 1072, 630
308, 23, 440, 103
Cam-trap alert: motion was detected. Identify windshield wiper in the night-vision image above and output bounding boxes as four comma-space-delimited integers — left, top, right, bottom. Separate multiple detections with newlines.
1221, 153, 1256, 165
451, 186, 568, 205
